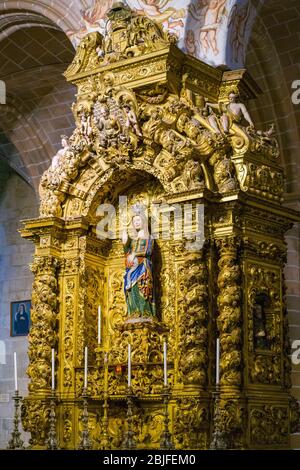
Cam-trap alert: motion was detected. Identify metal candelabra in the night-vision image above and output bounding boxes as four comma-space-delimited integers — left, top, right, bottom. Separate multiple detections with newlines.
46, 391, 58, 450
160, 385, 174, 449
122, 387, 136, 450
78, 388, 92, 450
101, 391, 110, 449
8, 391, 25, 450
210, 385, 228, 450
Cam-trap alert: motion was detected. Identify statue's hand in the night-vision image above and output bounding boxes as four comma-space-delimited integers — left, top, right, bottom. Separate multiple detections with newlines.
127, 252, 136, 264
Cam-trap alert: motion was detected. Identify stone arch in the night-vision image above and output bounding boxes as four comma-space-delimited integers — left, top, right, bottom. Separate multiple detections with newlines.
0, 2, 81, 35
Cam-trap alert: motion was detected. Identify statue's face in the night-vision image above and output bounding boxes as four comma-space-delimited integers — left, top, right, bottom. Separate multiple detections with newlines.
229, 93, 238, 103
132, 215, 142, 230
101, 107, 109, 118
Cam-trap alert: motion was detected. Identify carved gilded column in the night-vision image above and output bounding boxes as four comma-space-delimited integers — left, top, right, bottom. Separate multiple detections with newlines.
216, 237, 242, 388
178, 250, 209, 388
215, 236, 245, 448
21, 254, 59, 447
27, 255, 60, 393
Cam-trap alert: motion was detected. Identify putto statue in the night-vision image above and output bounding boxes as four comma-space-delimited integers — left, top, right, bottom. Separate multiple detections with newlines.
122, 204, 156, 320
204, 90, 254, 134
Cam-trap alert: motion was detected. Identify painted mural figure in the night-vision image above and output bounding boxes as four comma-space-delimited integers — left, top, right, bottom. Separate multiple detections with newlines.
185, 29, 198, 56
189, 0, 227, 56
228, 0, 252, 63
122, 207, 156, 319
130, 0, 185, 32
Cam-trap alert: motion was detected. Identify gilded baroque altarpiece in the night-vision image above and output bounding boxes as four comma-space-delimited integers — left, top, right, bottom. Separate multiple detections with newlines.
20, 3, 300, 449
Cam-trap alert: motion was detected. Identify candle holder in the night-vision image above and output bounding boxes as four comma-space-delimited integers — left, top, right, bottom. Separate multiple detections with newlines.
210, 385, 228, 450
160, 385, 174, 450
100, 391, 111, 449
46, 391, 59, 450
78, 388, 92, 450
7, 391, 25, 450
121, 387, 136, 450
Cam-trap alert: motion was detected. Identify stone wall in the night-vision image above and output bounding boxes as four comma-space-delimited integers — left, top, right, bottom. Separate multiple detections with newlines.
0, 167, 38, 449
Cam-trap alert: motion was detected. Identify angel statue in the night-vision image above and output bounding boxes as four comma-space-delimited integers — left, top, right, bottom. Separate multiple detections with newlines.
122, 204, 156, 320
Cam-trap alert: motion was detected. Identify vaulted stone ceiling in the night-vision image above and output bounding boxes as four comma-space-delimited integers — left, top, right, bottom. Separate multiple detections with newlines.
0, 14, 76, 190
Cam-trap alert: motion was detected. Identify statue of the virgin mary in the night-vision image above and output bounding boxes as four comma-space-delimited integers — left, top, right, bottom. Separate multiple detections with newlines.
122, 204, 156, 319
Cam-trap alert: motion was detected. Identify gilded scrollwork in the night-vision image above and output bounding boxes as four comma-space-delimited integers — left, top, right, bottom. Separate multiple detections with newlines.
174, 398, 209, 449
62, 407, 73, 444
247, 263, 282, 385
250, 405, 289, 446
21, 399, 50, 447
218, 399, 244, 449
63, 277, 76, 389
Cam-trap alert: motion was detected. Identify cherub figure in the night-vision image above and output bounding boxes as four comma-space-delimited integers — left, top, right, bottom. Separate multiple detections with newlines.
185, 29, 199, 57
80, 112, 93, 144
206, 90, 254, 134
189, 0, 227, 56
123, 103, 143, 137
80, 0, 114, 30
50, 135, 70, 170
129, 0, 185, 32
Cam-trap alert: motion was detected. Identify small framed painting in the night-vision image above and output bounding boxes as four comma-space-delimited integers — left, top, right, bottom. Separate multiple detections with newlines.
10, 300, 31, 336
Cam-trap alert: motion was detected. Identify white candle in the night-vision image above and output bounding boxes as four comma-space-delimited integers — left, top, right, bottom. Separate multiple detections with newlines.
163, 341, 167, 386
51, 348, 55, 391
128, 344, 131, 388
97, 306, 101, 345
13, 352, 18, 392
84, 346, 88, 389
216, 338, 220, 385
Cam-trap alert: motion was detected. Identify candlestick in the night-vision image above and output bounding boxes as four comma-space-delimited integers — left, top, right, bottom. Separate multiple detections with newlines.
127, 344, 131, 388
13, 352, 18, 392
163, 341, 167, 386
51, 348, 55, 391
98, 306, 101, 345
7, 391, 24, 450
216, 338, 220, 385
46, 391, 58, 450
101, 352, 110, 449
160, 386, 174, 449
84, 346, 88, 390
104, 352, 108, 393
